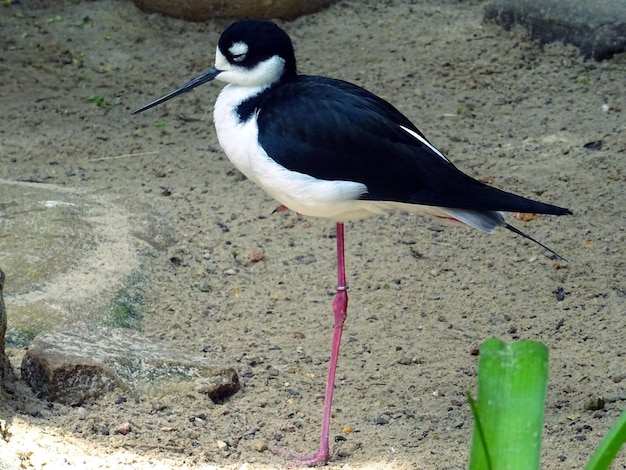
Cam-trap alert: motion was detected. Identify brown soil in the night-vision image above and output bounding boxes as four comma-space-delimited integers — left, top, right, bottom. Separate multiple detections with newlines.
1, 1, 624, 468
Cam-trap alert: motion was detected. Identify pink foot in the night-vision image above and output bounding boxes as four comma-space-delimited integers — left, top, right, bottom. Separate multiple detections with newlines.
272, 445, 330, 467
273, 204, 303, 216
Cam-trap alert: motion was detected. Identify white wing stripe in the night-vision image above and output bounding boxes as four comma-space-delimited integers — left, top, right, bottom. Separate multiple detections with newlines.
400, 125, 450, 163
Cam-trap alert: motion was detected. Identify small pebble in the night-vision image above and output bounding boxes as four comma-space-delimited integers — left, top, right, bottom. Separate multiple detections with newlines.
217, 440, 228, 450
374, 415, 389, 425
116, 422, 132, 435
554, 286, 566, 301
76, 407, 87, 420
584, 397, 605, 411
249, 250, 265, 262
253, 440, 268, 452
593, 410, 607, 419
337, 447, 353, 458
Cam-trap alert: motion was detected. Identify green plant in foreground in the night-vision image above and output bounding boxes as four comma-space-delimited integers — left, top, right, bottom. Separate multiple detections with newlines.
584, 409, 626, 470
469, 339, 548, 470
469, 338, 626, 470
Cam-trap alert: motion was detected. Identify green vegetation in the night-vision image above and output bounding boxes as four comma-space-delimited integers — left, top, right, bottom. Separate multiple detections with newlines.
469, 338, 625, 470
86, 94, 112, 110
580, 72, 592, 86
101, 272, 145, 328
5, 324, 41, 347
109, 299, 139, 328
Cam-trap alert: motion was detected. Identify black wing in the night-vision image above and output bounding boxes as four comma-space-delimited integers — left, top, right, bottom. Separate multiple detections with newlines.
255, 75, 571, 215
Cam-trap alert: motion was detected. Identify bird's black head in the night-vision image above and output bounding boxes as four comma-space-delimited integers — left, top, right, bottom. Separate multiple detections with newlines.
216, 20, 297, 84
215, 20, 296, 87
132, 19, 297, 115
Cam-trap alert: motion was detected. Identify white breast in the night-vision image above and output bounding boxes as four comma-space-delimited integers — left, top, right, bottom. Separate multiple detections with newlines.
213, 84, 372, 220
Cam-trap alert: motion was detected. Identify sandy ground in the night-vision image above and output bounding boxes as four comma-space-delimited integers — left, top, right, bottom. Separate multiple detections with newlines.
1, 0, 625, 468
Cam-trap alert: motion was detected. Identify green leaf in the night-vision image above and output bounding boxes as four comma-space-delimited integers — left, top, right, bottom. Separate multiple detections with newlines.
584, 408, 626, 470
469, 338, 548, 470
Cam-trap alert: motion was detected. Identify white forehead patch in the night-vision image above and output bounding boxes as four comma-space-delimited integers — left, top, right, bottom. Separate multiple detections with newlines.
229, 41, 248, 60
215, 47, 229, 69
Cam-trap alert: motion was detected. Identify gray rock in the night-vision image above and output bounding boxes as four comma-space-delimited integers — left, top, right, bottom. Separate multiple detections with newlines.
21, 325, 239, 405
484, 0, 626, 60
0, 180, 175, 346
0, 268, 16, 384
130, 0, 336, 21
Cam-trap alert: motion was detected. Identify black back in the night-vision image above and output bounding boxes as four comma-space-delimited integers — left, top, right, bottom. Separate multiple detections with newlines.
244, 75, 570, 215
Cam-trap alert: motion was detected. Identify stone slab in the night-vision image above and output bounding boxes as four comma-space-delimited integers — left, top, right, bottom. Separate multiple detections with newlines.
0, 180, 175, 346
484, 0, 626, 60
21, 325, 239, 405
0, 268, 16, 385
130, 0, 336, 21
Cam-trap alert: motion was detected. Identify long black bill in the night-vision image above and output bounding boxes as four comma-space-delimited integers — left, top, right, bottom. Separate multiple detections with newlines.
132, 67, 221, 115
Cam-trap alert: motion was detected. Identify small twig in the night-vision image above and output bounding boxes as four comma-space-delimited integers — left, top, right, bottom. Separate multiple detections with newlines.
88, 151, 158, 162
116, 442, 187, 453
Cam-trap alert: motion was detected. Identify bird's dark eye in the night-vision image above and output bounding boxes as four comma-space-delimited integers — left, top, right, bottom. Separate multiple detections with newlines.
228, 41, 249, 63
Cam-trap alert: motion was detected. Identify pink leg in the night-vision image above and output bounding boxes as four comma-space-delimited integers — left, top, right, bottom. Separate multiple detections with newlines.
274, 222, 349, 466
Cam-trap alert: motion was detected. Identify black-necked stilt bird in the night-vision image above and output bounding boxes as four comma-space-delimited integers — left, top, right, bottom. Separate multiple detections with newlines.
133, 19, 571, 466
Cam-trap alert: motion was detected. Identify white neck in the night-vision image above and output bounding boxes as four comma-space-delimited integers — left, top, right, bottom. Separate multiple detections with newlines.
212, 83, 265, 183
